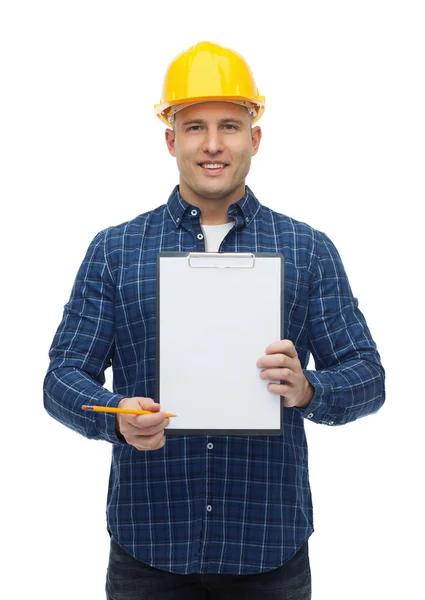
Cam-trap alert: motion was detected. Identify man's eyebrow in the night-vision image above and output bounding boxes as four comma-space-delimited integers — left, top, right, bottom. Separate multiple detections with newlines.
219, 118, 245, 126
180, 119, 206, 126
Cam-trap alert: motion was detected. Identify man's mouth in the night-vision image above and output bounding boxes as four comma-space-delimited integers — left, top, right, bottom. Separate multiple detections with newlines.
199, 163, 228, 173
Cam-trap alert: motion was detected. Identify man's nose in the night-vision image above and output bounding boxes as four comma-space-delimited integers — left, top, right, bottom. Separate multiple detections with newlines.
202, 129, 224, 155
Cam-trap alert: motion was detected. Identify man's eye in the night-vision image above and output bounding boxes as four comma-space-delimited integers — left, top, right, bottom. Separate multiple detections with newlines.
187, 125, 202, 131
224, 124, 236, 130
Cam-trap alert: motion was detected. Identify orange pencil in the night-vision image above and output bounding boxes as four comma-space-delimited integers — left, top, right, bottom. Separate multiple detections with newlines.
81, 405, 177, 418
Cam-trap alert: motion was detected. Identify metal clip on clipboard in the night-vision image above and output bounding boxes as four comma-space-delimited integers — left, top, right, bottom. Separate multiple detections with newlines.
188, 253, 255, 269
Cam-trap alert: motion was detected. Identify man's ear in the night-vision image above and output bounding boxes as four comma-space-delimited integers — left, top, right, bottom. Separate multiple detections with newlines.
165, 128, 176, 157
251, 126, 262, 157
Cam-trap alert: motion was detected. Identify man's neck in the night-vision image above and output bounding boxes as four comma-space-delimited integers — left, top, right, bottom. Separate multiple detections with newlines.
179, 181, 244, 225
200, 207, 234, 226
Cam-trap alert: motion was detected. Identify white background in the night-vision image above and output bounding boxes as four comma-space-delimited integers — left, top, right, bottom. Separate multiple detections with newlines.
1, 1, 423, 598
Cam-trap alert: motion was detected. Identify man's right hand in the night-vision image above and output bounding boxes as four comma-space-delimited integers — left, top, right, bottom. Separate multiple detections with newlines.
116, 397, 169, 451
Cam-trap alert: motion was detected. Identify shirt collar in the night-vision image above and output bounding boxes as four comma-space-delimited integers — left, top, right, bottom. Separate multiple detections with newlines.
166, 185, 261, 230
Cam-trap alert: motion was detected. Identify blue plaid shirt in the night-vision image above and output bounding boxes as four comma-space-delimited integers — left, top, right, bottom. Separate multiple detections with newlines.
44, 185, 385, 575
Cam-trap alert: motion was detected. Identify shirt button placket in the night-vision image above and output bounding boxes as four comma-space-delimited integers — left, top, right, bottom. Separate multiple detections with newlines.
189, 208, 204, 250
206, 440, 214, 521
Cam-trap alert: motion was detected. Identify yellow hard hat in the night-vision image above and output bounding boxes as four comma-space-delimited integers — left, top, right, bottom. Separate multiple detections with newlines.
154, 41, 265, 126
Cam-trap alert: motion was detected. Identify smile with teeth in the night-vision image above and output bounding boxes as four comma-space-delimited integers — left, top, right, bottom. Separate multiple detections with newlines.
200, 163, 226, 169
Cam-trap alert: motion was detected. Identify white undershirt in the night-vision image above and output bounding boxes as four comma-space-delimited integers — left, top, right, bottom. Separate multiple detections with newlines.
201, 221, 234, 252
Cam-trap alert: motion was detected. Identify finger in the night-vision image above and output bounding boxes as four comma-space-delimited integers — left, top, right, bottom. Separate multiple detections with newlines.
282, 396, 299, 408
136, 398, 161, 411
267, 382, 292, 396
265, 340, 297, 358
124, 417, 167, 434
125, 416, 168, 439
129, 411, 166, 429
259, 367, 294, 382
133, 422, 169, 437
137, 417, 170, 436
257, 353, 296, 369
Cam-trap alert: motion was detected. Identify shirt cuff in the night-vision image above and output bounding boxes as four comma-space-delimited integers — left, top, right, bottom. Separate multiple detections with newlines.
298, 369, 335, 425
85, 390, 128, 445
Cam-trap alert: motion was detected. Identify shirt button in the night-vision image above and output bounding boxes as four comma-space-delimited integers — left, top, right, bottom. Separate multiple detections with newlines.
246, 217, 249, 222
307, 413, 314, 419
176, 217, 180, 222
191, 209, 198, 216
197, 233, 204, 240
207, 443, 213, 450
328, 421, 334, 425
206, 505, 212, 512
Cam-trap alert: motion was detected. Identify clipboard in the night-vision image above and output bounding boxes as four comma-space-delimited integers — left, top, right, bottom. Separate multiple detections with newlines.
156, 252, 285, 435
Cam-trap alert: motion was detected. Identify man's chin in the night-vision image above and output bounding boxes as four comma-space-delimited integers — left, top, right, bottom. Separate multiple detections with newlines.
196, 184, 235, 201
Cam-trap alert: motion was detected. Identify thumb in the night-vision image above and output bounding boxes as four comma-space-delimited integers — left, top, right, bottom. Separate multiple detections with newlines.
136, 397, 160, 411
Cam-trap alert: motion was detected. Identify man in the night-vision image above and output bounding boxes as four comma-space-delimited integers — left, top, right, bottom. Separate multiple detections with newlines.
44, 41, 385, 599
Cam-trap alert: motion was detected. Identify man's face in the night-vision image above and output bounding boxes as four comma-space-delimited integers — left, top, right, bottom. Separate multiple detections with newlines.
165, 101, 261, 205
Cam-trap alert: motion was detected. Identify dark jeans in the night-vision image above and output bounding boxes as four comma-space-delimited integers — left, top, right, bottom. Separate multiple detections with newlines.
105, 537, 311, 600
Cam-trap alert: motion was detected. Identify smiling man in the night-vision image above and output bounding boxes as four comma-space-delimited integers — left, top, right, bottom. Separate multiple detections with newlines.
44, 41, 385, 599
165, 101, 261, 225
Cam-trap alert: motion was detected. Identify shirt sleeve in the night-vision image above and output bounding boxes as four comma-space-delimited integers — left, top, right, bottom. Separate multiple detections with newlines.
299, 231, 385, 426
43, 230, 127, 444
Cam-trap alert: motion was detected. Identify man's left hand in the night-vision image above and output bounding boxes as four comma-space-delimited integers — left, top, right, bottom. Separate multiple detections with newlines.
257, 340, 314, 408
